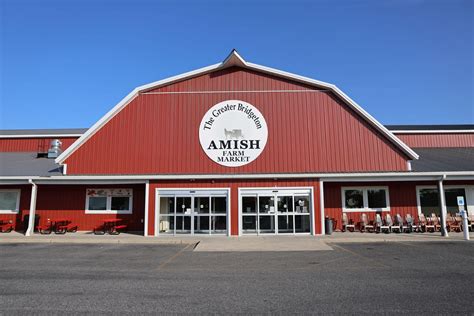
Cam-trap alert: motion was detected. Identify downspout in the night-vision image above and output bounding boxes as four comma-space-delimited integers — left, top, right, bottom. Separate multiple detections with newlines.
25, 179, 38, 236
437, 174, 449, 237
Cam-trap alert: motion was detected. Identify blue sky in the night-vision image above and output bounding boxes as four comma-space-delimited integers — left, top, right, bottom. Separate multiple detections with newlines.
1, 0, 473, 129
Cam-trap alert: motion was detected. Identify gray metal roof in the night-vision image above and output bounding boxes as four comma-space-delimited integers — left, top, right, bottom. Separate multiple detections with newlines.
386, 124, 474, 131
0, 152, 63, 176
411, 147, 474, 172
0, 128, 87, 136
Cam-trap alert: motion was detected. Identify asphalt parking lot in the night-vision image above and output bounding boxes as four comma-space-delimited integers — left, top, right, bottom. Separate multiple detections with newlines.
0, 241, 473, 314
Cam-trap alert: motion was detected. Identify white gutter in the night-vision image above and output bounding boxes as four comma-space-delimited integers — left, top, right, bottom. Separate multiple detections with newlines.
391, 130, 474, 134
0, 171, 474, 183
0, 171, 473, 180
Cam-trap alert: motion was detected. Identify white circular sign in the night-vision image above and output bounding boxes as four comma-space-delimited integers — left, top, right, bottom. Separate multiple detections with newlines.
199, 100, 268, 167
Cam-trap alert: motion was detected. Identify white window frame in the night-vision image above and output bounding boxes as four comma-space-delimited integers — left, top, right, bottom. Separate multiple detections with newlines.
0, 189, 21, 214
341, 186, 390, 213
85, 189, 133, 214
416, 185, 474, 215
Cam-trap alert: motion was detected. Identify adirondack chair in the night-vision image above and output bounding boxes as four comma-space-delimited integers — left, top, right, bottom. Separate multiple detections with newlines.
391, 214, 403, 233
430, 213, 442, 232
450, 215, 463, 232
380, 214, 392, 233
405, 214, 417, 233
342, 213, 355, 232
359, 213, 374, 233
419, 213, 434, 233
374, 214, 383, 233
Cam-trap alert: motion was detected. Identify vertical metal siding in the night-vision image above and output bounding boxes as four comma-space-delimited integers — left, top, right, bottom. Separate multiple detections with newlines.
396, 133, 474, 148
0, 137, 79, 152
65, 67, 409, 174
32, 184, 145, 231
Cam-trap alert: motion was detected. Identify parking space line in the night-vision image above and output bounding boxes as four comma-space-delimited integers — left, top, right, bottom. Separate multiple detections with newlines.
331, 244, 389, 268
155, 243, 194, 270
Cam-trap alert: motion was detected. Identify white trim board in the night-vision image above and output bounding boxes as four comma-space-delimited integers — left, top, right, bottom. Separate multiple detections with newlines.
55, 50, 418, 164
391, 130, 474, 134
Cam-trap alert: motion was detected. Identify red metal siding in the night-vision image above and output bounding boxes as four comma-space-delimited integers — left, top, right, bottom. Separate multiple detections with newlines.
396, 133, 474, 148
147, 179, 321, 236
324, 182, 423, 230
31, 184, 145, 231
0, 137, 79, 152
65, 67, 409, 174
0, 184, 145, 232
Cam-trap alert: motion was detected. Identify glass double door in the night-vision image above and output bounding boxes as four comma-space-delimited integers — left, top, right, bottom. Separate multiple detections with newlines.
241, 190, 312, 235
158, 191, 227, 235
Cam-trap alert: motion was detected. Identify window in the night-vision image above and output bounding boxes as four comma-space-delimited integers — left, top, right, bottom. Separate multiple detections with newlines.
342, 187, 389, 212
418, 187, 468, 216
344, 190, 364, 209
85, 189, 133, 214
0, 189, 21, 214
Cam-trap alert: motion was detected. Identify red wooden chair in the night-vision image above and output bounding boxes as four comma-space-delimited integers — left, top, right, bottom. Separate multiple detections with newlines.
37, 221, 54, 234
0, 220, 13, 233
93, 225, 106, 235
108, 224, 128, 235
54, 220, 78, 234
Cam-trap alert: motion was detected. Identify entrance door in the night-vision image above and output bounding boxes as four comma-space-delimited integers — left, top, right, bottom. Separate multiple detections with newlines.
175, 196, 192, 234
241, 189, 312, 235
157, 189, 229, 236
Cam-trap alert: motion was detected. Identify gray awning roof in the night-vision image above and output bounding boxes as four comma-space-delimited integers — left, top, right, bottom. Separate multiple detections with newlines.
0, 152, 63, 176
0, 149, 472, 177
411, 147, 474, 172
0, 128, 87, 136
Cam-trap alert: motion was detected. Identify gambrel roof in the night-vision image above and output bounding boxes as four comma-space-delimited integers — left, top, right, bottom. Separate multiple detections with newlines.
55, 50, 419, 164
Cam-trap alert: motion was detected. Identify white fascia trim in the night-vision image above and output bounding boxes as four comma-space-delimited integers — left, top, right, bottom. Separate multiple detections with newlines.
392, 130, 474, 134
1, 171, 474, 182
54, 51, 419, 164
0, 134, 83, 139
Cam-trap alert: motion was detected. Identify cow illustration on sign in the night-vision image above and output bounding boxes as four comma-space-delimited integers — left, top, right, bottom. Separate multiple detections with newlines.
224, 128, 244, 139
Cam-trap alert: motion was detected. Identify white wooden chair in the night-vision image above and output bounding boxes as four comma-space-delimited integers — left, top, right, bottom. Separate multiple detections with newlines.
342, 213, 355, 232
380, 214, 392, 233
359, 213, 374, 233
391, 214, 403, 233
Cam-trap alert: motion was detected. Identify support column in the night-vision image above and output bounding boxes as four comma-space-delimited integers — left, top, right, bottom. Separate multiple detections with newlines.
144, 180, 149, 237
319, 180, 325, 235
437, 176, 449, 237
25, 179, 37, 236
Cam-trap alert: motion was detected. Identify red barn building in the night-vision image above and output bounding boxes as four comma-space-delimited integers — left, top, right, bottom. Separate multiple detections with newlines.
1, 50, 473, 236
